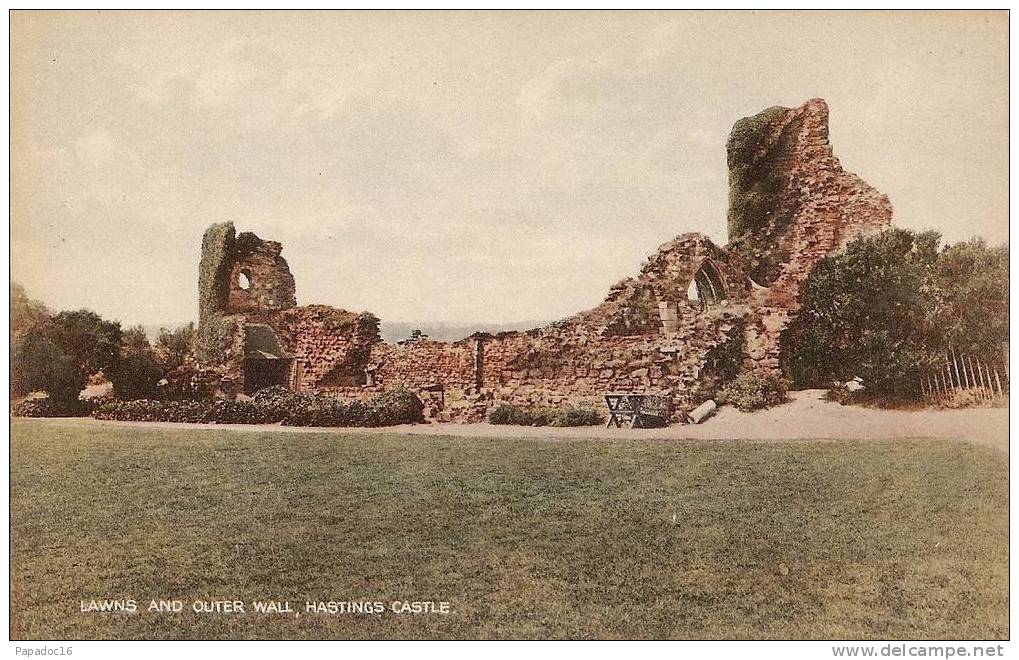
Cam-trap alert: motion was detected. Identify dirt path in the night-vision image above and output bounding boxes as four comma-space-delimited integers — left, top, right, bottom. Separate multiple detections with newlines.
16, 390, 1008, 453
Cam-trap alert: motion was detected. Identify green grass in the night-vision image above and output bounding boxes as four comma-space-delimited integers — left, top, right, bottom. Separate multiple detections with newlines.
10, 419, 1008, 640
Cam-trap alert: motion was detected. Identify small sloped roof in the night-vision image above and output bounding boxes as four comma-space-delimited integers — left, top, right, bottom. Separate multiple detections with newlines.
244, 324, 289, 360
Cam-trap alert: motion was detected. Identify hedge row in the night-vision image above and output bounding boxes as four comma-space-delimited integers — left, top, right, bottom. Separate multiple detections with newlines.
90, 386, 425, 427
488, 403, 604, 427
11, 396, 89, 418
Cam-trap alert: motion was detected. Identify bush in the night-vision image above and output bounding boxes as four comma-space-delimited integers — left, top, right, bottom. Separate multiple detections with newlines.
11, 395, 87, 418
553, 405, 605, 427
369, 386, 425, 426
120, 325, 152, 358
91, 386, 425, 427
488, 403, 604, 427
108, 353, 163, 400
717, 371, 789, 412
781, 229, 1009, 398
39, 309, 122, 381
10, 282, 50, 342
11, 332, 83, 403
489, 403, 537, 426
155, 323, 196, 371
825, 383, 854, 406
158, 365, 221, 401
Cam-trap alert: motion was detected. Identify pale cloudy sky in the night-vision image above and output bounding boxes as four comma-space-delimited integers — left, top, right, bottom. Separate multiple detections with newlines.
10, 10, 1008, 326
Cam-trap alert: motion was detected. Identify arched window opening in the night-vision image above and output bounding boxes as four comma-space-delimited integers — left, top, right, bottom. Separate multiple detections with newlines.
687, 260, 727, 308
238, 270, 252, 291
686, 279, 699, 301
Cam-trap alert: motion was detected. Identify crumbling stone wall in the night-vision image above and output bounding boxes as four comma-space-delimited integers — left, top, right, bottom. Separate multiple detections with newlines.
728, 99, 891, 307
194, 98, 892, 419
197, 223, 296, 361
370, 340, 477, 391
726, 99, 893, 369
272, 305, 379, 389
225, 232, 296, 320
196, 222, 237, 365
196, 223, 371, 394
577, 233, 750, 337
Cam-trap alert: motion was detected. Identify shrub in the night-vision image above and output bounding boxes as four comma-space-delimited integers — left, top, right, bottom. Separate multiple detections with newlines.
717, 371, 789, 412
91, 386, 425, 427
825, 383, 853, 406
937, 388, 1009, 410
369, 386, 425, 426
553, 405, 604, 427
10, 282, 50, 342
12, 395, 87, 418
39, 309, 122, 381
531, 409, 551, 426
155, 323, 196, 371
781, 229, 1008, 398
108, 353, 163, 400
120, 325, 152, 357
488, 404, 533, 426
11, 332, 83, 403
158, 365, 221, 401
488, 403, 604, 427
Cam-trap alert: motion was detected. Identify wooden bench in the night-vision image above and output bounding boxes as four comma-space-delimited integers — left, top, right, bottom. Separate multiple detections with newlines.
604, 393, 672, 429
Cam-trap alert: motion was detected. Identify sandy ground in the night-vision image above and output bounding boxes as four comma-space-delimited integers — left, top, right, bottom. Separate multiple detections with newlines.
16, 390, 1009, 453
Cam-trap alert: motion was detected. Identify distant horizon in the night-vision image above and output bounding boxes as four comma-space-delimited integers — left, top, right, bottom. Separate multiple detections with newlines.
13, 215, 1008, 332
11, 11, 1008, 328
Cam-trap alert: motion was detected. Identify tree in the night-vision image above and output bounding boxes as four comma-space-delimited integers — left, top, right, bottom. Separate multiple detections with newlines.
781, 229, 1009, 398
10, 282, 50, 342
11, 332, 83, 403
121, 325, 153, 358
108, 352, 162, 400
929, 239, 1008, 361
780, 228, 941, 396
40, 310, 122, 380
155, 322, 195, 370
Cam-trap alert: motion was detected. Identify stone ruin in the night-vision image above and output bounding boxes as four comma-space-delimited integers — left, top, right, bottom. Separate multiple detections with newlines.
194, 99, 892, 422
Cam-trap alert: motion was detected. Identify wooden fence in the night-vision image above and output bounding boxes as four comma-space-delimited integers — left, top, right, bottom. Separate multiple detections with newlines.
920, 347, 1009, 404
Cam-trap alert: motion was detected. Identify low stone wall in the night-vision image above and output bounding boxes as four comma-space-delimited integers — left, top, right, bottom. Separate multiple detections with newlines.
316, 308, 743, 422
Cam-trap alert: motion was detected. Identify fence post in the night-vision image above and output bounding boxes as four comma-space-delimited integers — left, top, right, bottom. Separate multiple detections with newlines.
968, 356, 984, 400
952, 348, 967, 390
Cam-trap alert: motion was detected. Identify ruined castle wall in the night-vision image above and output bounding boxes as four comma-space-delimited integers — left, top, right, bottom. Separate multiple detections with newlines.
197, 223, 298, 368
757, 100, 892, 308
224, 232, 297, 321
196, 223, 236, 364
332, 303, 743, 421
195, 98, 892, 416
195, 225, 749, 418
269, 305, 378, 389
314, 230, 751, 420
572, 233, 750, 337
479, 323, 740, 415
727, 99, 893, 370
369, 340, 478, 391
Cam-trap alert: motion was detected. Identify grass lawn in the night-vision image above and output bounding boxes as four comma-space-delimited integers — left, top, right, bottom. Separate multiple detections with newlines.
9, 419, 1008, 640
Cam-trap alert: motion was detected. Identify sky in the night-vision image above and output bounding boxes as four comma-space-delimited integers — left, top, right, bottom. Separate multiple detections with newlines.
10, 10, 1009, 327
